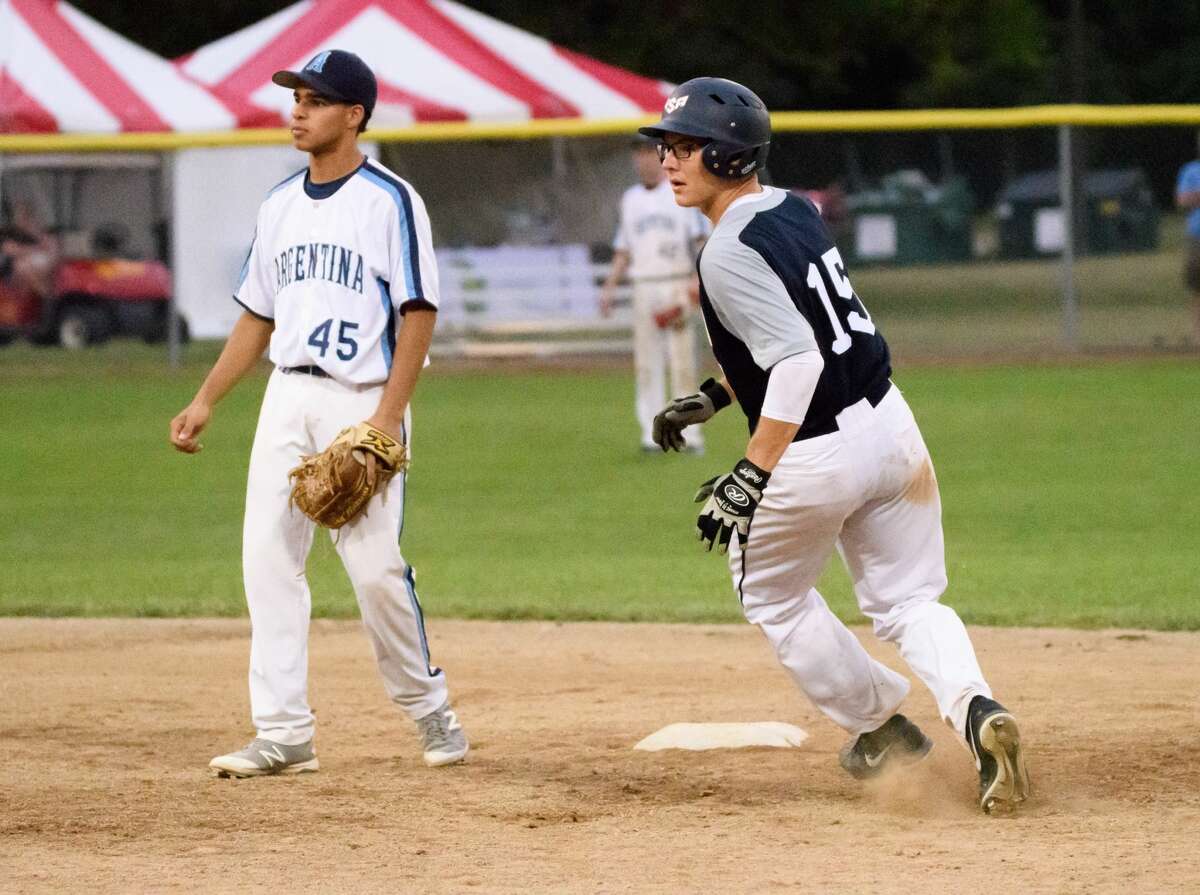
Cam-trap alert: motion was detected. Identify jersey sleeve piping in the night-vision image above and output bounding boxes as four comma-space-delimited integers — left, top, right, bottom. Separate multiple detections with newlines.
267, 167, 306, 197
399, 298, 437, 315
233, 294, 273, 322
357, 164, 425, 300
235, 232, 256, 292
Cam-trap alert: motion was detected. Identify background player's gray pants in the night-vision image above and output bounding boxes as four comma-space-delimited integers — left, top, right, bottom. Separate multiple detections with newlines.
632, 279, 702, 449
728, 385, 991, 740
241, 370, 448, 746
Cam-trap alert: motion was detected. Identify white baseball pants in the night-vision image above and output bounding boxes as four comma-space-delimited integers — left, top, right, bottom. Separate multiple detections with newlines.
727, 385, 991, 740
632, 279, 702, 449
242, 369, 448, 746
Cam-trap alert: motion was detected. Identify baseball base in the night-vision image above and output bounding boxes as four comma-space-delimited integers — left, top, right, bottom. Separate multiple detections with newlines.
633, 721, 809, 752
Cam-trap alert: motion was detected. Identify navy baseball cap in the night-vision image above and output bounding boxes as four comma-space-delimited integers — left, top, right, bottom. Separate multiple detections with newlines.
272, 50, 377, 116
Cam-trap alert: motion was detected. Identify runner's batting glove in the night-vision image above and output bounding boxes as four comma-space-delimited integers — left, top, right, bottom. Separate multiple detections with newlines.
652, 378, 732, 453
694, 457, 770, 554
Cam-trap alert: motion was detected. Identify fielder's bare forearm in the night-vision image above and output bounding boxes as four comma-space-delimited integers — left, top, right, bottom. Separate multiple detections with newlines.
369, 308, 436, 436
195, 311, 274, 406
603, 250, 631, 291
1178, 190, 1200, 211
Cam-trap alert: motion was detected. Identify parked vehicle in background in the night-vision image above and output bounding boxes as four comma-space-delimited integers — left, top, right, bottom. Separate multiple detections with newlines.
1, 151, 181, 349
0, 255, 182, 349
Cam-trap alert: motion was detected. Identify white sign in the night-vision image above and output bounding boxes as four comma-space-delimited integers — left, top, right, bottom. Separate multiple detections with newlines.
855, 213, 898, 260
435, 244, 597, 328
1034, 207, 1065, 253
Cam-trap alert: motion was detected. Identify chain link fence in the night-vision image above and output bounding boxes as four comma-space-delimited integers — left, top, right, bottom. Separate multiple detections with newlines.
374, 118, 1199, 363
3, 109, 1198, 364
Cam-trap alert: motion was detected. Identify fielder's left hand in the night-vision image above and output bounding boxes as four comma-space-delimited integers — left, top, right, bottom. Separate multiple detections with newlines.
652, 377, 731, 452
694, 457, 770, 553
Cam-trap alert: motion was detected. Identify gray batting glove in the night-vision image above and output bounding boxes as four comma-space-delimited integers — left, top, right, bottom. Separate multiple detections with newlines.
652, 378, 732, 452
695, 457, 770, 554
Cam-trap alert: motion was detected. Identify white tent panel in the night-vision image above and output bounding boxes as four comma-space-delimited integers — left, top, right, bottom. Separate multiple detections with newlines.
172, 143, 379, 339
172, 145, 307, 338
434, 0, 645, 118
243, 8, 532, 124
6, 9, 119, 133
181, 1, 313, 86
348, 9, 531, 121
59, 3, 236, 131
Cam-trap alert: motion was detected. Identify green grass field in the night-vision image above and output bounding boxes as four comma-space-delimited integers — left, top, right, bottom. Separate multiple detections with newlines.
0, 342, 1196, 628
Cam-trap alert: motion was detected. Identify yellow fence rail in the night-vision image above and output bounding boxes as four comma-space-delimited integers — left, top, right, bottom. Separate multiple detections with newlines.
3, 104, 1200, 153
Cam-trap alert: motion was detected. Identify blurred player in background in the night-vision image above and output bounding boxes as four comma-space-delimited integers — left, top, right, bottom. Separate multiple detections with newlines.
600, 135, 710, 453
168, 50, 467, 778
1175, 131, 1200, 343
0, 200, 58, 297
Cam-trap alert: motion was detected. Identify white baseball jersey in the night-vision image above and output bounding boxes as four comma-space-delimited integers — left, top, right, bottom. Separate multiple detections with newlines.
235, 157, 439, 385
613, 179, 710, 280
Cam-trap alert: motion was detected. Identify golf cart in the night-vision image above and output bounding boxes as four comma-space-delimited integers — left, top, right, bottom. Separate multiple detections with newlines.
0, 152, 185, 349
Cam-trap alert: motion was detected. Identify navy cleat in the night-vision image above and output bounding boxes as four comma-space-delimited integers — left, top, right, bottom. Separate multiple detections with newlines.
966, 695, 1031, 814
839, 713, 933, 780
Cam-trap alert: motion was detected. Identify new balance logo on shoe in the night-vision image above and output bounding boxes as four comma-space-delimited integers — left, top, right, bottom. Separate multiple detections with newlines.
209, 738, 319, 778
417, 702, 469, 768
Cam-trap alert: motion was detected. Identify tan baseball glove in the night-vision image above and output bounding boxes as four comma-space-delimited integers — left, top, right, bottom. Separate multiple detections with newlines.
288, 422, 408, 529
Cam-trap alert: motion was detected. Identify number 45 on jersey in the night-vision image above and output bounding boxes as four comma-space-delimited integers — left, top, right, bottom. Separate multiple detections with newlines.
308, 318, 360, 361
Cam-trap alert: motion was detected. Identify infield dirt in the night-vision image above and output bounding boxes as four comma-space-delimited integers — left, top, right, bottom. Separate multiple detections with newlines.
2, 619, 1197, 894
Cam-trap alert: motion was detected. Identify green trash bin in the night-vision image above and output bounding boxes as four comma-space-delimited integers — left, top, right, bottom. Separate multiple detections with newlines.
995, 168, 1159, 259
847, 171, 974, 266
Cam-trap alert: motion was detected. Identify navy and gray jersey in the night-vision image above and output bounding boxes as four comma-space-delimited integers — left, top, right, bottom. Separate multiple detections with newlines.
697, 186, 891, 438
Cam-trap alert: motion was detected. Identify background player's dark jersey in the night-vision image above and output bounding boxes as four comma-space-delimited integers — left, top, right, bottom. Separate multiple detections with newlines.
697, 188, 891, 438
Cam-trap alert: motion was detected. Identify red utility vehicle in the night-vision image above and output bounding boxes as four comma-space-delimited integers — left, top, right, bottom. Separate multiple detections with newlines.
0, 256, 183, 348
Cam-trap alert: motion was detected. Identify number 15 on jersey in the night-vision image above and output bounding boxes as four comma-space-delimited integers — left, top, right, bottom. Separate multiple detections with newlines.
806, 247, 875, 355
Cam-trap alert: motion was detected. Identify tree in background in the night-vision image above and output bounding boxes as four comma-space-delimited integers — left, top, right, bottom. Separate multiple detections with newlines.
67, 0, 1200, 202
71, 0, 1200, 109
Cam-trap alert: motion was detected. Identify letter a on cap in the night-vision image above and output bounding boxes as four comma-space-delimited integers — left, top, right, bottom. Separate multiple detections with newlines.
306, 51, 331, 73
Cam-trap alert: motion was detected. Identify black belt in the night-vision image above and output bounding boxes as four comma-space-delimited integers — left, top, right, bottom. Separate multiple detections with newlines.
795, 379, 891, 441
279, 365, 330, 378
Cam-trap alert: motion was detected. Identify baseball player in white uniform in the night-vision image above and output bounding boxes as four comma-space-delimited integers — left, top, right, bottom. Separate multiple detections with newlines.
601, 136, 710, 452
169, 50, 468, 777
644, 78, 1030, 814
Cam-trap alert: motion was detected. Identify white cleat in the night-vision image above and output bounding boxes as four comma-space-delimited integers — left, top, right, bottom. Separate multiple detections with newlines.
416, 703, 469, 767
209, 738, 319, 778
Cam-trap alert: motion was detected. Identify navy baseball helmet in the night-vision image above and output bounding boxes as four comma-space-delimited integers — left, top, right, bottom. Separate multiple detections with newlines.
639, 77, 770, 179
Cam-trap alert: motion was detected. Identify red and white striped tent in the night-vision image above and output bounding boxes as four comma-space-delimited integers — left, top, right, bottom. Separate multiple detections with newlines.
179, 0, 671, 128
0, 0, 242, 133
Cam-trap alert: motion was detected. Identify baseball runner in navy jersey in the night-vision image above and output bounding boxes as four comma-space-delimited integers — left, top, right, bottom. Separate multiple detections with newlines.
643, 78, 1030, 813
169, 50, 468, 776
